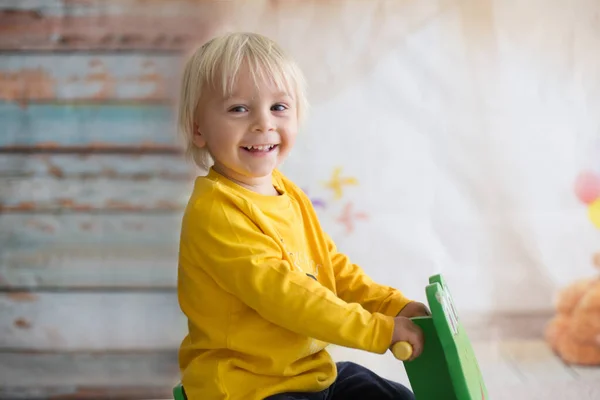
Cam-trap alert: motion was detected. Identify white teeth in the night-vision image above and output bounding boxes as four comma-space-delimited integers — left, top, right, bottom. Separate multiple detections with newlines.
244, 145, 276, 151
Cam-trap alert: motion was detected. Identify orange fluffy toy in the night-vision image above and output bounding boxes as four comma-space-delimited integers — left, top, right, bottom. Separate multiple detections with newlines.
545, 253, 600, 365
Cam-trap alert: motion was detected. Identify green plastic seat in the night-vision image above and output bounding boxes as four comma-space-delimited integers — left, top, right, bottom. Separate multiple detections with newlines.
172, 382, 187, 400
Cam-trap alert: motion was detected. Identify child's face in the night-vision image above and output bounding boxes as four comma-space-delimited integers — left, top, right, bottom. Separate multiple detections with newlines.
194, 63, 298, 190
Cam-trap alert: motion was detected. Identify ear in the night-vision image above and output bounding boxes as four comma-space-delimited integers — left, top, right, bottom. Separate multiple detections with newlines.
192, 122, 207, 148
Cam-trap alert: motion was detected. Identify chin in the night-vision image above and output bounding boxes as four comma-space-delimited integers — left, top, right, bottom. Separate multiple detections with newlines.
245, 160, 280, 175
246, 167, 277, 179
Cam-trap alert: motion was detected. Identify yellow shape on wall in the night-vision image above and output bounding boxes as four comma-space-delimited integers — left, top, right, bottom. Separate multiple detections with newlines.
324, 167, 358, 199
589, 198, 600, 229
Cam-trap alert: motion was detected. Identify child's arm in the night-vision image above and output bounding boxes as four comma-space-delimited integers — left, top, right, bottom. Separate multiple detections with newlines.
325, 233, 414, 317
180, 202, 396, 355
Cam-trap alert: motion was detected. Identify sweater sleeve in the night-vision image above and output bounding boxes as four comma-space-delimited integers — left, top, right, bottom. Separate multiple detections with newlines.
325, 233, 412, 317
180, 199, 395, 354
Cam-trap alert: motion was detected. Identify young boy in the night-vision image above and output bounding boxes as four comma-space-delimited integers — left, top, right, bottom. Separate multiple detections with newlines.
176, 32, 428, 400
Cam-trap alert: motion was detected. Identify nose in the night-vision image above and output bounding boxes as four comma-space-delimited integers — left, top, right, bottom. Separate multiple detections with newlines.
251, 109, 276, 133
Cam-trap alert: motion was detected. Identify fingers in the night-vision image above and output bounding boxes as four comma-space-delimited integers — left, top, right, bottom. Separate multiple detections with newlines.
417, 302, 431, 317
422, 304, 432, 316
407, 323, 424, 361
398, 301, 431, 318
391, 316, 425, 361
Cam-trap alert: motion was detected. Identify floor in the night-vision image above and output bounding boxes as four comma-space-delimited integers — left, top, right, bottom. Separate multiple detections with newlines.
328, 339, 600, 400
1, 313, 599, 399
326, 312, 600, 399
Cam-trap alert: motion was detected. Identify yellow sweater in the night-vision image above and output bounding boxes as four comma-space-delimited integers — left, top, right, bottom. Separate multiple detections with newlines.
177, 168, 411, 399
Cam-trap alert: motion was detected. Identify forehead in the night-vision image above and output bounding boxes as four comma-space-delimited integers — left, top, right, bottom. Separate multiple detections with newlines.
214, 60, 296, 100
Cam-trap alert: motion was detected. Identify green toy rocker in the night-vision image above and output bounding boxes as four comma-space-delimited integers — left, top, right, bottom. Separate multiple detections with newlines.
391, 274, 488, 400
173, 274, 488, 400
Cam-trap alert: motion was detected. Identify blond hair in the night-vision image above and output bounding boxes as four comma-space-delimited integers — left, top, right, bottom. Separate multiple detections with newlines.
177, 32, 309, 170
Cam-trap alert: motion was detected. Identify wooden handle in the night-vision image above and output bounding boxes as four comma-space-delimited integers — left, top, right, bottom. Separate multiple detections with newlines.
391, 341, 413, 361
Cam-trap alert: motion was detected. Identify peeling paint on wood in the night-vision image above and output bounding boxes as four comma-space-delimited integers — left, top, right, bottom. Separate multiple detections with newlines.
0, 244, 179, 289
0, 348, 179, 390
1, 0, 216, 15
6, 292, 39, 302
0, 103, 178, 151
0, 154, 195, 180
14, 318, 32, 329
0, 2, 225, 51
0, 54, 181, 104
0, 154, 195, 212
1, 386, 173, 400
0, 184, 190, 212
0, 214, 181, 289
0, 145, 182, 154
1, 214, 182, 244
0, 292, 186, 350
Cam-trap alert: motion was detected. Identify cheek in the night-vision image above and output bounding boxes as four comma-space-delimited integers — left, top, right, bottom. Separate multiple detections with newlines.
279, 129, 297, 159
285, 133, 298, 147
201, 121, 242, 153
210, 134, 238, 155
281, 121, 299, 144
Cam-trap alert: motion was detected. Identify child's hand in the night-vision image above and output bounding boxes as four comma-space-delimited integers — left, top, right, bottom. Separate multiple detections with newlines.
390, 316, 424, 361
398, 301, 431, 318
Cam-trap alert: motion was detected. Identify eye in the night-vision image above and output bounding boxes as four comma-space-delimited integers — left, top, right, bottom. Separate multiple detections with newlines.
229, 105, 248, 113
271, 103, 288, 112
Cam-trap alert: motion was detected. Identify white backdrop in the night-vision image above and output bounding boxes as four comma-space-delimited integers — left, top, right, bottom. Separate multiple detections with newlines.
210, 0, 600, 314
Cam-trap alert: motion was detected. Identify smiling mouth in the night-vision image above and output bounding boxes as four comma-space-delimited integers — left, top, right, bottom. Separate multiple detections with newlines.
241, 144, 278, 153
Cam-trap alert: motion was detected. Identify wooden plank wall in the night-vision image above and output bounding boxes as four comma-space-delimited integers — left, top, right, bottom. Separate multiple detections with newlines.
0, 0, 215, 351
0, 0, 224, 51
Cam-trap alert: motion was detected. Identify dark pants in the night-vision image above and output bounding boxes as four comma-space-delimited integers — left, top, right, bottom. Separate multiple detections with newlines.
265, 361, 415, 400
